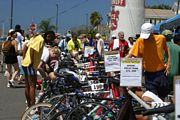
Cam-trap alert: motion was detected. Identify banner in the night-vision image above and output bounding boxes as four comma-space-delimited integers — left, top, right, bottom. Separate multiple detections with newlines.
84, 46, 94, 57
112, 0, 126, 6
120, 58, 142, 87
104, 51, 120, 72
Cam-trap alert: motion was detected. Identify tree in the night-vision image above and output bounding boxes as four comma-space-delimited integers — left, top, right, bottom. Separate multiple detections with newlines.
38, 18, 57, 33
145, 4, 171, 9
90, 11, 103, 30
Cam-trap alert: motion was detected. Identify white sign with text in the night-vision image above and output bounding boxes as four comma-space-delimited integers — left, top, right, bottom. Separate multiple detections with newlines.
120, 58, 142, 87
104, 51, 120, 72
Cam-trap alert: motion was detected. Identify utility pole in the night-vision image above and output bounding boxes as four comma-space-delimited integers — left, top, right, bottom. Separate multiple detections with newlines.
10, 0, 13, 29
56, 4, 59, 33
86, 13, 88, 34
177, 0, 180, 15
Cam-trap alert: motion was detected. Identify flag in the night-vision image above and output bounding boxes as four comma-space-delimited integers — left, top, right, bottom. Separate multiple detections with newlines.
112, 0, 126, 7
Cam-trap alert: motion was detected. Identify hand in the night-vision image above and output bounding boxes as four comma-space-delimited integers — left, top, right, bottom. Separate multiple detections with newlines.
164, 64, 170, 76
45, 64, 50, 72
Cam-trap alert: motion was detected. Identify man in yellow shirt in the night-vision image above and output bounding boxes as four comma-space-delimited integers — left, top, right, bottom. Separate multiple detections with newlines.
22, 31, 55, 107
67, 33, 82, 60
128, 23, 171, 99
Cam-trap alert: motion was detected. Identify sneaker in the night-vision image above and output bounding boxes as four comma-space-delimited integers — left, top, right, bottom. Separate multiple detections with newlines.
7, 82, 11, 88
7, 81, 14, 88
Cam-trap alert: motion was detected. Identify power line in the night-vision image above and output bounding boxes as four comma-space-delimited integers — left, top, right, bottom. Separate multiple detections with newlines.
59, 0, 88, 15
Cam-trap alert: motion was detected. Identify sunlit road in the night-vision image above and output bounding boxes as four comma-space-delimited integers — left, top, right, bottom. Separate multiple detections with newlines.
0, 70, 26, 120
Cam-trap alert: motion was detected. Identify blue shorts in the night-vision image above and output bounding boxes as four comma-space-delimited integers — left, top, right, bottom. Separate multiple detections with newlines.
144, 69, 170, 98
22, 66, 37, 76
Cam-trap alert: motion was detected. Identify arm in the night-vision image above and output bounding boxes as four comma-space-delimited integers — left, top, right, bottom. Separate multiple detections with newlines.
22, 44, 28, 59
12, 40, 18, 54
99, 40, 103, 55
29, 47, 35, 67
165, 46, 171, 75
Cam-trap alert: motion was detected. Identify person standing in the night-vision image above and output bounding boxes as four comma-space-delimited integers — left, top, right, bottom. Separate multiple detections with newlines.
2, 30, 19, 88
95, 33, 104, 60
109, 34, 117, 51
128, 23, 171, 99
162, 29, 180, 91
14, 24, 25, 83
22, 31, 55, 107
67, 32, 82, 60
109, 31, 129, 58
108, 32, 129, 98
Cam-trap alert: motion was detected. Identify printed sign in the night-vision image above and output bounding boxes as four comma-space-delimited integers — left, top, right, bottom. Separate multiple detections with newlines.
104, 51, 120, 72
120, 58, 142, 87
112, 0, 126, 6
175, 76, 180, 120
84, 46, 94, 57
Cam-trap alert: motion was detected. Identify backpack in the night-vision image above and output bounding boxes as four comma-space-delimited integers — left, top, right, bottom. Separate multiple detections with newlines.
2, 39, 13, 56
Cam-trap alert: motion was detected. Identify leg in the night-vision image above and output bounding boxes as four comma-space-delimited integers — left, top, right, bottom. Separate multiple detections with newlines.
24, 74, 30, 107
27, 75, 37, 106
5, 64, 12, 81
11, 63, 20, 81
23, 66, 37, 107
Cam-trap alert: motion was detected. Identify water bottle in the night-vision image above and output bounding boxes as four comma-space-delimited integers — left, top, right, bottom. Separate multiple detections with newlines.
32, 114, 39, 120
42, 80, 47, 91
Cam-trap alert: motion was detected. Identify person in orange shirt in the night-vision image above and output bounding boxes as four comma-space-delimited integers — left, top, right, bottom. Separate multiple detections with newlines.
128, 23, 171, 99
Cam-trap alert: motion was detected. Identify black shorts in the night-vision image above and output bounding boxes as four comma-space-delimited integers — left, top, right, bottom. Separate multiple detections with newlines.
4, 55, 18, 64
144, 69, 170, 98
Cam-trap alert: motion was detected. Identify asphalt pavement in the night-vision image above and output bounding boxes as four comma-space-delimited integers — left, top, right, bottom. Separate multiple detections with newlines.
0, 70, 26, 120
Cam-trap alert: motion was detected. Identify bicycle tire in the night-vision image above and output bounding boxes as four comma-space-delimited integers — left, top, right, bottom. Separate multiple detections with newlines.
48, 94, 64, 105
21, 103, 54, 120
65, 101, 116, 120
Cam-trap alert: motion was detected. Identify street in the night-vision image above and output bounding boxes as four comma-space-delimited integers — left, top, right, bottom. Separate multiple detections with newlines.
0, 70, 26, 120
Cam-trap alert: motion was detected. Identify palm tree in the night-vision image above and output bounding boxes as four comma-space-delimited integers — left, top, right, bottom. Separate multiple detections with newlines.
90, 11, 103, 30
38, 18, 57, 33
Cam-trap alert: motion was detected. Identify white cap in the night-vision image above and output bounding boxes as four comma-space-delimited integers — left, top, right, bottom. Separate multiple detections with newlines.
140, 23, 154, 39
8, 29, 14, 33
112, 34, 116, 38
95, 33, 101, 38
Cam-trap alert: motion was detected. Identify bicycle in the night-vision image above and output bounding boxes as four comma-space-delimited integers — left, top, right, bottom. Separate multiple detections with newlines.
21, 75, 121, 120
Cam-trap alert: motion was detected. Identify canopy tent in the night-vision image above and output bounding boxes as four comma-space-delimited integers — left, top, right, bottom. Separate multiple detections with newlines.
154, 15, 180, 33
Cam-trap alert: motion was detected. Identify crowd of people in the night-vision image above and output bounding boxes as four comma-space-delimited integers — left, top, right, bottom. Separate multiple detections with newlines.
0, 23, 180, 109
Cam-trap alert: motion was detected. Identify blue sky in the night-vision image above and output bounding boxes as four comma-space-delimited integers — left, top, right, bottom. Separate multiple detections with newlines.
0, 0, 176, 35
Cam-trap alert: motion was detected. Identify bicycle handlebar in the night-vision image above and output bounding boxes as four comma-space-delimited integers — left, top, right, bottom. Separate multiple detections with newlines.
142, 104, 174, 116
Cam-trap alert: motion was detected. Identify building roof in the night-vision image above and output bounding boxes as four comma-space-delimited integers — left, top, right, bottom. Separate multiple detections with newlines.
145, 8, 176, 19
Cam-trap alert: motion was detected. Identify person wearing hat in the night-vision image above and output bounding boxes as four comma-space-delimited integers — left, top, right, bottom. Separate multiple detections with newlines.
3, 29, 19, 88
128, 23, 171, 100
162, 29, 180, 91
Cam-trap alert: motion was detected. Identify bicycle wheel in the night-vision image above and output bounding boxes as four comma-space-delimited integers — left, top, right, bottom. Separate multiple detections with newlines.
65, 102, 116, 120
48, 94, 64, 105
21, 103, 55, 120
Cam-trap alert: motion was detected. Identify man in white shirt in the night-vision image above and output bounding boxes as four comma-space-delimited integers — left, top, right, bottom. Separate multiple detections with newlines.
95, 33, 104, 59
